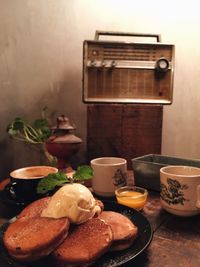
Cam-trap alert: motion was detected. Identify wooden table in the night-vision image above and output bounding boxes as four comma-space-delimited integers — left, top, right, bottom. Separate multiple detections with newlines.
0, 180, 199, 267
126, 192, 200, 267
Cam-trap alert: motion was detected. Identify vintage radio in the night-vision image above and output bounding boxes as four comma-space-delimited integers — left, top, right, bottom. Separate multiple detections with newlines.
83, 31, 175, 104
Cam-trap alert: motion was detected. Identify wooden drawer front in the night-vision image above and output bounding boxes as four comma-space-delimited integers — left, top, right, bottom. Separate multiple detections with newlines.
87, 104, 163, 169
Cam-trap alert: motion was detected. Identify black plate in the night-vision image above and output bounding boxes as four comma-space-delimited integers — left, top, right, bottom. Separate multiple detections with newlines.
0, 201, 153, 267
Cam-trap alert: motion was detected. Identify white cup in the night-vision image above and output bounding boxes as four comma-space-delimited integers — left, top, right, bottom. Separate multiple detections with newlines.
160, 165, 200, 216
90, 157, 127, 197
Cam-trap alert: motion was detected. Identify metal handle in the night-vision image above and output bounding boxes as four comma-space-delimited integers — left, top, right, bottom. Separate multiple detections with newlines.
95, 31, 161, 42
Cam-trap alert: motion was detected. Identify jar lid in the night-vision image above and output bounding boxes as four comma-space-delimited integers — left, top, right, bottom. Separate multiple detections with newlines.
51, 115, 75, 130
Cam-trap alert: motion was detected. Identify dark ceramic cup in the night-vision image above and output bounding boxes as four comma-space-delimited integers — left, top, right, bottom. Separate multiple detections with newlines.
8, 166, 58, 203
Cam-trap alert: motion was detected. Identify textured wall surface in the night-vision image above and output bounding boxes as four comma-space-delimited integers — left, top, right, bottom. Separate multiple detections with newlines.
1, 0, 200, 177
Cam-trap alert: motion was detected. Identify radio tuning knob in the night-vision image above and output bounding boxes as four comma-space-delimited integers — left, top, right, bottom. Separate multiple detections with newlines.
101, 61, 106, 67
111, 60, 117, 68
155, 57, 169, 72
90, 60, 96, 67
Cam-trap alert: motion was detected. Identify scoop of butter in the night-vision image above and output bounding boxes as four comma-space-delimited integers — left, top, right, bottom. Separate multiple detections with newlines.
41, 183, 100, 224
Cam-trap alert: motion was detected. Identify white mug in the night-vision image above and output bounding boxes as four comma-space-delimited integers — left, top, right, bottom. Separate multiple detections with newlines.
160, 165, 200, 216
90, 157, 127, 197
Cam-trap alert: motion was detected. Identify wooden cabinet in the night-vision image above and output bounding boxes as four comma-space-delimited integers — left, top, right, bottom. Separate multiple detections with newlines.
87, 104, 163, 169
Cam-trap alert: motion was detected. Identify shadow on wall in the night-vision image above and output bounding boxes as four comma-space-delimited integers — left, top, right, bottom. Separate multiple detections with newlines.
0, 104, 28, 179
35, 71, 87, 168
0, 138, 50, 180
0, 138, 14, 179
1, 72, 86, 178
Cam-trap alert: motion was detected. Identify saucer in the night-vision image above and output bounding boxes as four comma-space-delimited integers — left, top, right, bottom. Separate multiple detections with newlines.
0, 181, 53, 207
0, 180, 42, 207
0, 185, 27, 207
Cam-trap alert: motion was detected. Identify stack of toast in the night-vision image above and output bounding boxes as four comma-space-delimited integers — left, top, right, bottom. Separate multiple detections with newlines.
3, 196, 138, 266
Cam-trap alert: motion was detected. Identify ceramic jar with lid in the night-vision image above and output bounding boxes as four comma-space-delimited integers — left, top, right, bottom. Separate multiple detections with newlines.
45, 115, 82, 171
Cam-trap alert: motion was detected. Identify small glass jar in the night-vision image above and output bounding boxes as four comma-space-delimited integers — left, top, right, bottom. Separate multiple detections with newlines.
115, 186, 148, 211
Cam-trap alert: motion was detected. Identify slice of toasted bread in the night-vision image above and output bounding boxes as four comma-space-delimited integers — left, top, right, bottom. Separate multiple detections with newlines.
4, 217, 69, 261
53, 217, 113, 266
18, 196, 51, 219
98, 211, 138, 251
4, 197, 70, 262
95, 199, 104, 212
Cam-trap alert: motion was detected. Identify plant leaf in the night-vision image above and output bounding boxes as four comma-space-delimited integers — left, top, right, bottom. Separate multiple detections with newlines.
7, 118, 25, 132
73, 165, 93, 181
37, 165, 93, 195
34, 118, 49, 129
37, 172, 70, 194
33, 118, 51, 141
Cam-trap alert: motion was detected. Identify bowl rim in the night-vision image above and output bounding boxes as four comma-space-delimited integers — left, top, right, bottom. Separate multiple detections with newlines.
160, 165, 200, 177
10, 166, 58, 179
115, 185, 148, 198
90, 157, 127, 166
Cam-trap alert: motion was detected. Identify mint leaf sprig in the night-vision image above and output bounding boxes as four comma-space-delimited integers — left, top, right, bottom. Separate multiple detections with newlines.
37, 165, 93, 195
73, 165, 93, 181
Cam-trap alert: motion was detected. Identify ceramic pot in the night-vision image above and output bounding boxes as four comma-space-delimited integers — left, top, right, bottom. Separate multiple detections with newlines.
45, 141, 82, 169
45, 115, 82, 170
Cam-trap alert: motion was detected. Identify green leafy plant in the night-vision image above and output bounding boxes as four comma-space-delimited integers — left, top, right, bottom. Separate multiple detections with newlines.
7, 107, 51, 144
37, 165, 93, 194
6, 107, 55, 164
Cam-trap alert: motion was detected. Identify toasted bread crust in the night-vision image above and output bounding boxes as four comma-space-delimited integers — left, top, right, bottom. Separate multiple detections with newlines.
53, 217, 113, 265
110, 236, 136, 251
98, 211, 138, 251
18, 196, 51, 219
4, 197, 70, 262
4, 217, 69, 261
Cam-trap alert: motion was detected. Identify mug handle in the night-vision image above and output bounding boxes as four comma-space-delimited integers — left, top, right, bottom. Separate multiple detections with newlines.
5, 182, 18, 200
196, 185, 200, 209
